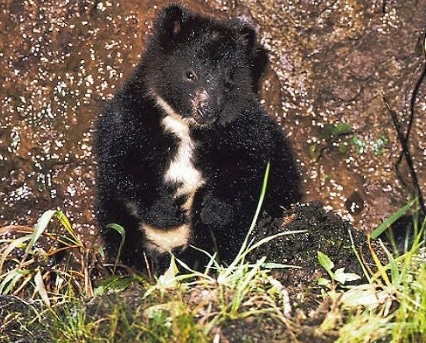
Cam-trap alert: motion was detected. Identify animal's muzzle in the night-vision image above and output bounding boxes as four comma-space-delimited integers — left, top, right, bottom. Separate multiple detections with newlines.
192, 89, 220, 125
194, 106, 217, 125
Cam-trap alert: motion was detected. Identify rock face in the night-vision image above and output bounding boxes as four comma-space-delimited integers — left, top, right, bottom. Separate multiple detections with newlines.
1, 1, 425, 240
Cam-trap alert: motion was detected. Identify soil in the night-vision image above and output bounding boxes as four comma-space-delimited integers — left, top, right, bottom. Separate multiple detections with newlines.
0, 0, 425, 342
254, 202, 376, 286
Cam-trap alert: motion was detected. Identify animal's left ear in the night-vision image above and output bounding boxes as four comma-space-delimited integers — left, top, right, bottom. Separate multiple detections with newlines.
236, 24, 257, 49
153, 5, 191, 47
234, 22, 268, 90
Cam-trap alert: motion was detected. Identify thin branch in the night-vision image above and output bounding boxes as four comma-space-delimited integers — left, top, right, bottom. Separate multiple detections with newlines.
397, 31, 426, 165
384, 94, 425, 214
384, 30, 426, 215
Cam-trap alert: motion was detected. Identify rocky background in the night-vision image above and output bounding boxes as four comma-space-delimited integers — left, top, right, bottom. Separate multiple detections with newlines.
1, 0, 425, 240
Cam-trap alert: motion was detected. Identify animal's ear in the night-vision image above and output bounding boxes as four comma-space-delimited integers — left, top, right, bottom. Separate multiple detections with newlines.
234, 22, 268, 91
236, 24, 256, 49
154, 5, 190, 45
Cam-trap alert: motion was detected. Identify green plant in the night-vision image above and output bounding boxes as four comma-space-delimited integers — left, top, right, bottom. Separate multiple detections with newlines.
0, 210, 98, 301
309, 122, 390, 161
317, 251, 361, 289
316, 200, 426, 342
5, 173, 425, 342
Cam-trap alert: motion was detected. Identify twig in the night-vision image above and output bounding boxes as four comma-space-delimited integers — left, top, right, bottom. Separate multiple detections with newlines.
384, 30, 426, 215
398, 31, 426, 165
384, 99, 425, 215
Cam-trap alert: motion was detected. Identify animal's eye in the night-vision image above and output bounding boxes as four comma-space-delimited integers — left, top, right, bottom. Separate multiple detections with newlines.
185, 70, 197, 81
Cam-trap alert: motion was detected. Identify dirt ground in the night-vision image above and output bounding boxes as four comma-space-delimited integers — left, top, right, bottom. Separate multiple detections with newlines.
0, 0, 425, 341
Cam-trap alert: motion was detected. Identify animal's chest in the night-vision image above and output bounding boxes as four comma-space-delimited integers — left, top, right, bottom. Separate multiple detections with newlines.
161, 116, 204, 211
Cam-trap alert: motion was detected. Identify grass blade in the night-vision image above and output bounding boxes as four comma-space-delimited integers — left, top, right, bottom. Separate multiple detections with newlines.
370, 199, 417, 239
34, 270, 51, 308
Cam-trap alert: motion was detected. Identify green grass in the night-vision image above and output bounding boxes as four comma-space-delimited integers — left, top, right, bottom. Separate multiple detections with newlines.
334, 242, 426, 342
320, 199, 426, 342
1, 191, 425, 341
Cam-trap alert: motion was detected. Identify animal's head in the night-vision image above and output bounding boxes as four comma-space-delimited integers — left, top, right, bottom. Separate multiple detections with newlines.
143, 5, 263, 127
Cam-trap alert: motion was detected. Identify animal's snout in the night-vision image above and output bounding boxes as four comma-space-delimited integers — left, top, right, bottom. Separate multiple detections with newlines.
197, 88, 210, 103
192, 89, 220, 125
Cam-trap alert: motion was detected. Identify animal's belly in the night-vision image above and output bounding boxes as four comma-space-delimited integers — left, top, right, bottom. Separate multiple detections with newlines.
142, 222, 191, 256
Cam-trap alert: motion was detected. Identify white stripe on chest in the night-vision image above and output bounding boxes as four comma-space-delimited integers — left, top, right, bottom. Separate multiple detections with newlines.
136, 94, 205, 257
161, 114, 204, 207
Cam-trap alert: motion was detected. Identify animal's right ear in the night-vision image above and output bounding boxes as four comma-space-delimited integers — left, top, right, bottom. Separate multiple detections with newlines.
154, 5, 189, 46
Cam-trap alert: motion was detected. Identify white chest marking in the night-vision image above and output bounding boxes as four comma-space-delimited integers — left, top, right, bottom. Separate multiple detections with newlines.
162, 115, 204, 195
160, 108, 205, 212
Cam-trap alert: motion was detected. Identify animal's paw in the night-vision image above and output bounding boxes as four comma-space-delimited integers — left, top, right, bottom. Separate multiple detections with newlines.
146, 192, 187, 227
200, 196, 234, 226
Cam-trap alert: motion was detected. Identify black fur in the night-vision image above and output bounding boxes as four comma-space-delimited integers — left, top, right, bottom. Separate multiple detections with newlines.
94, 5, 301, 273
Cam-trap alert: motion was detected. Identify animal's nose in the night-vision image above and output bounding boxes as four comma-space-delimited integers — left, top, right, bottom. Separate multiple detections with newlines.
198, 88, 209, 103
195, 105, 217, 124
